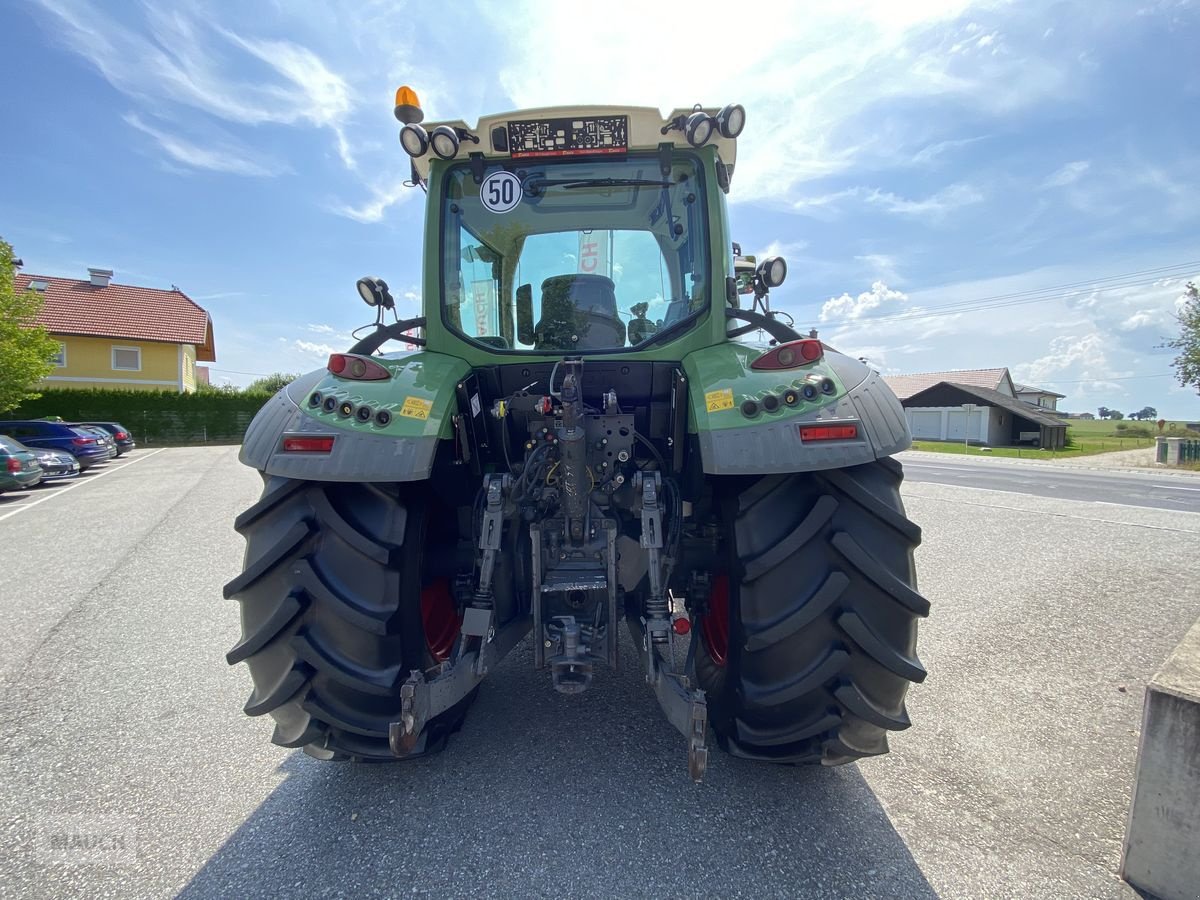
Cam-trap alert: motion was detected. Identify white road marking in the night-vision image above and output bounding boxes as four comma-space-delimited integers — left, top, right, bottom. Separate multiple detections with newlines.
0, 449, 166, 523
1152, 484, 1200, 492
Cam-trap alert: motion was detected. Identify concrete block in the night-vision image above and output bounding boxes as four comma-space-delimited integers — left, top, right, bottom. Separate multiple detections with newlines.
1122, 619, 1200, 899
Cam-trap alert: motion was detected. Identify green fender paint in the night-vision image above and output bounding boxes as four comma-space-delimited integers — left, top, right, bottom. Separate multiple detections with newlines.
682, 342, 846, 433
295, 350, 471, 440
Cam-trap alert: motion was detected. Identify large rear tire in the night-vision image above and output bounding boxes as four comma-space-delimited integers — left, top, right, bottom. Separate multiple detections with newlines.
223, 476, 473, 761
697, 457, 928, 765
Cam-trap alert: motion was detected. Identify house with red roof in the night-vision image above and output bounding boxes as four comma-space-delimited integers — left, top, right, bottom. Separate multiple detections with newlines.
16, 267, 215, 393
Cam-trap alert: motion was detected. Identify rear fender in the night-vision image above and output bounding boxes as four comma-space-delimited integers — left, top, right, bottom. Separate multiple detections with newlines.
239, 350, 470, 482
682, 343, 909, 475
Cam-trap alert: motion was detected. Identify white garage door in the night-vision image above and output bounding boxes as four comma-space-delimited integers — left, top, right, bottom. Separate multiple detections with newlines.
946, 409, 985, 440
910, 410, 942, 439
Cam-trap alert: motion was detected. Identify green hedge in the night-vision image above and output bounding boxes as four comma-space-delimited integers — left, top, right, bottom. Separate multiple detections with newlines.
1, 388, 273, 443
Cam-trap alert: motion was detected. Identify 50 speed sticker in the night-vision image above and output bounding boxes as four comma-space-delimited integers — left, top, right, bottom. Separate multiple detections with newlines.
481, 171, 522, 213
399, 396, 433, 420
704, 388, 735, 413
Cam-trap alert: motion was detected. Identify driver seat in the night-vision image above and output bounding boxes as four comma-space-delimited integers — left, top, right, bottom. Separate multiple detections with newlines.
535, 274, 626, 350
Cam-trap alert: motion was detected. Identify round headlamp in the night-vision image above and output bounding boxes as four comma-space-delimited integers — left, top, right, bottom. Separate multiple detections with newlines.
399, 123, 429, 157
758, 256, 788, 289
684, 111, 714, 147
430, 125, 460, 160
716, 104, 746, 139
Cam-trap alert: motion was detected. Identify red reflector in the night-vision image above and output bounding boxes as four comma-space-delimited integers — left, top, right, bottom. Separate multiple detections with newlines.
750, 339, 824, 370
328, 353, 389, 381
672, 617, 691, 636
282, 436, 336, 453
6, 458, 20, 473
799, 424, 858, 442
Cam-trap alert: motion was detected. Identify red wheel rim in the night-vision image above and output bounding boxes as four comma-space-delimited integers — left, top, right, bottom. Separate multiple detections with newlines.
700, 574, 730, 667
420, 577, 460, 662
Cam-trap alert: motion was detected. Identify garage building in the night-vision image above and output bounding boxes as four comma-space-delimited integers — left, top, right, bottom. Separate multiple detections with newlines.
884, 368, 1068, 450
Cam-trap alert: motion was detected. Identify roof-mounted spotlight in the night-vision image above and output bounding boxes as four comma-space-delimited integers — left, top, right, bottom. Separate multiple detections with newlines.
356, 276, 395, 310
399, 123, 429, 157
716, 104, 746, 139
430, 125, 460, 160
684, 111, 715, 147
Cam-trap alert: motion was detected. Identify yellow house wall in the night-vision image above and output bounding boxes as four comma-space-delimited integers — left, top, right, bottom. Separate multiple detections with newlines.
182, 344, 197, 391
41, 335, 188, 392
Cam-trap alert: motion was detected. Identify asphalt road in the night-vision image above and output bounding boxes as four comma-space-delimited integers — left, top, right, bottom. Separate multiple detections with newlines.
901, 453, 1200, 513
2, 447, 1199, 898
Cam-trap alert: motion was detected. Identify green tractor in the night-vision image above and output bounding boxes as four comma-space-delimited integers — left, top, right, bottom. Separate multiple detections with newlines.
224, 90, 928, 780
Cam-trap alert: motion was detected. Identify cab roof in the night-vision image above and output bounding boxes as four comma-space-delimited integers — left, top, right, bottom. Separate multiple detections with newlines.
407, 105, 738, 182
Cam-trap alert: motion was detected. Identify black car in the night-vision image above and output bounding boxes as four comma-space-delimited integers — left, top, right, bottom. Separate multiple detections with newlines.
0, 421, 110, 469
27, 445, 81, 481
81, 421, 136, 456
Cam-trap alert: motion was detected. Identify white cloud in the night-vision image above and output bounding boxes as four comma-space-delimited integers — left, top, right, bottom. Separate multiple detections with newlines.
793, 182, 983, 221
293, 339, 337, 357
1041, 160, 1090, 188
33, 1, 355, 164
481, 0, 1074, 203
820, 281, 909, 322
124, 114, 283, 177
330, 179, 415, 223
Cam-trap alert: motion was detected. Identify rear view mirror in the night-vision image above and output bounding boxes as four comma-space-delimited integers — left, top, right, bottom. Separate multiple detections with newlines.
516, 283, 534, 344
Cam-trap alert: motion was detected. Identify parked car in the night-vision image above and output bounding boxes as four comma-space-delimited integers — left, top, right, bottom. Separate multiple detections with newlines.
0, 421, 111, 470
74, 425, 118, 460
26, 445, 81, 481
80, 421, 136, 456
0, 436, 43, 493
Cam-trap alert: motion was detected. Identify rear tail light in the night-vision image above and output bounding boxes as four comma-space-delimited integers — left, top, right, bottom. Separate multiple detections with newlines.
282, 436, 336, 453
750, 339, 823, 370
328, 354, 391, 381
114, 431, 128, 440
799, 424, 858, 442
71, 438, 95, 446
6, 458, 20, 473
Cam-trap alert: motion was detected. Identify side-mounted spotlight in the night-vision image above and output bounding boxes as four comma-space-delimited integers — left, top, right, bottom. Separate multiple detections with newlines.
356, 276, 395, 310
757, 256, 787, 289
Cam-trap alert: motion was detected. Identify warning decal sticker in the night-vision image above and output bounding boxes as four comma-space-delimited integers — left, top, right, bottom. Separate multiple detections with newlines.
399, 396, 433, 420
705, 388, 735, 413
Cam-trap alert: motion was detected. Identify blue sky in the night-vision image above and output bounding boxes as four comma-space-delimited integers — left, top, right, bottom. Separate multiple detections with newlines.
2, 0, 1197, 419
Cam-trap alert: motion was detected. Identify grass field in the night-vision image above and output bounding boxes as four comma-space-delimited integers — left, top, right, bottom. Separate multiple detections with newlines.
910, 418, 1199, 460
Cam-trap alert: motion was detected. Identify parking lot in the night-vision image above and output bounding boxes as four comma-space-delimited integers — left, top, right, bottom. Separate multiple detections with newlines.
1, 446, 1198, 898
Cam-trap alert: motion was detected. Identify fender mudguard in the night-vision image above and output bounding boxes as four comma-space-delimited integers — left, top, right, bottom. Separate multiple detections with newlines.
682, 343, 910, 475
239, 350, 470, 482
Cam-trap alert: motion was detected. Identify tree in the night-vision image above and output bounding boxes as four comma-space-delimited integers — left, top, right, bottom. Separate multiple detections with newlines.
0, 239, 61, 413
1098, 406, 1111, 420
1109, 409, 1124, 420
245, 372, 298, 394
1165, 282, 1200, 395
1133, 406, 1157, 421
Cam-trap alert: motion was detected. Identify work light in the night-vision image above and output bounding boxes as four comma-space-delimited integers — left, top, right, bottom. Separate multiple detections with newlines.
430, 126, 460, 159
400, 124, 429, 157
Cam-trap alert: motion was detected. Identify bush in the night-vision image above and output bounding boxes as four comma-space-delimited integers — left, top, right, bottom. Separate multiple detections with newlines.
0, 388, 272, 443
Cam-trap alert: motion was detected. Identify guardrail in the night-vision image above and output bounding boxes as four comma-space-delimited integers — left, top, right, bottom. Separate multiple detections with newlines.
1156, 436, 1200, 466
